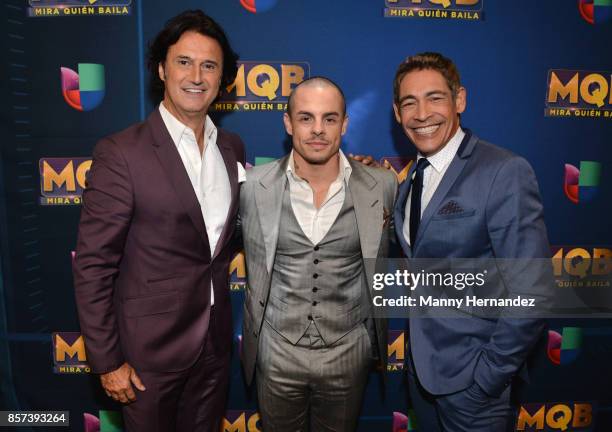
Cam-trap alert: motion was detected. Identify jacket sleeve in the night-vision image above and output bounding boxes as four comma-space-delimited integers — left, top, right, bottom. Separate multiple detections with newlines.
473, 156, 552, 397
73, 137, 133, 374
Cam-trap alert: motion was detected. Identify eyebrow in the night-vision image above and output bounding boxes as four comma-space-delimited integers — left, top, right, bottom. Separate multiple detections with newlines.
295, 111, 341, 117
398, 90, 447, 104
175, 55, 219, 66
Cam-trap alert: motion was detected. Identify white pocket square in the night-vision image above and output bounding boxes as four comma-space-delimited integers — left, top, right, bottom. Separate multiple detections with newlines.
237, 162, 247, 183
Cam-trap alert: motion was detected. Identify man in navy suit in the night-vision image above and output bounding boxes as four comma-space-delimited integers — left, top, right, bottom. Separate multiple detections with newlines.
392, 52, 550, 430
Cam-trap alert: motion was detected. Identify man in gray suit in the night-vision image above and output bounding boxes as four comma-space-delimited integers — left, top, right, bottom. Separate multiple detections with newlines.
240, 77, 397, 431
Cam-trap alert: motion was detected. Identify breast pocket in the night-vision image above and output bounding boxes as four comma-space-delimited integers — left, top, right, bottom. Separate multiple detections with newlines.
431, 209, 476, 221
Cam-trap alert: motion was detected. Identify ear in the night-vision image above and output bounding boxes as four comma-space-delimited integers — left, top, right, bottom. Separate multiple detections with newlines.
341, 115, 349, 136
158, 62, 166, 82
455, 86, 467, 114
393, 103, 401, 123
283, 113, 293, 136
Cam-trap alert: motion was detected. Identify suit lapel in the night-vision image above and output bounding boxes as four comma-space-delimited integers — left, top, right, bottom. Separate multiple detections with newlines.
414, 131, 477, 252
255, 156, 288, 274
212, 129, 238, 259
149, 110, 210, 255
393, 160, 418, 258
349, 160, 382, 260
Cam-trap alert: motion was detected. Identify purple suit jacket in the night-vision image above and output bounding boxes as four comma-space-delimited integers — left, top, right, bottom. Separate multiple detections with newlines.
73, 110, 245, 374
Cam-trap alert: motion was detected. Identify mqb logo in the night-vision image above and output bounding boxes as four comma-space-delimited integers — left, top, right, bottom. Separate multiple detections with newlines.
222, 411, 261, 431
384, 0, 483, 20
380, 157, 414, 183
39, 158, 91, 205
29, 0, 132, 17
387, 330, 405, 371
546, 69, 612, 118
516, 402, 594, 431
214, 62, 309, 111
229, 251, 247, 291
52, 332, 90, 374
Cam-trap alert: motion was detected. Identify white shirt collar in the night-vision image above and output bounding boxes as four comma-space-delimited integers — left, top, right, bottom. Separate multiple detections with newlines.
159, 102, 217, 147
417, 127, 465, 173
286, 149, 352, 185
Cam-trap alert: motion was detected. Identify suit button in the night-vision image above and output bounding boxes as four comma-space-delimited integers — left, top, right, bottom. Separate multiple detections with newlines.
314, 246, 320, 251
312, 301, 317, 306
308, 315, 313, 320
259, 300, 264, 307
314, 259, 319, 264
312, 287, 318, 292
253, 330, 258, 338
313, 273, 318, 279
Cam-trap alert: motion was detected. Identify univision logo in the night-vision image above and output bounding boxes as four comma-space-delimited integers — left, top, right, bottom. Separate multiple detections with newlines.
547, 327, 582, 365
393, 410, 418, 431
61, 63, 105, 111
578, 0, 612, 25
239, 0, 278, 14
563, 161, 602, 204
83, 411, 123, 432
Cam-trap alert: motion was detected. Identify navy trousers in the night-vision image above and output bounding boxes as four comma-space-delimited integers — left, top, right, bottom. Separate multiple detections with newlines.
408, 369, 514, 432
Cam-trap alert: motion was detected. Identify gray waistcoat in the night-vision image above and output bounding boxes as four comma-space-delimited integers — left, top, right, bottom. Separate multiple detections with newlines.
264, 183, 368, 345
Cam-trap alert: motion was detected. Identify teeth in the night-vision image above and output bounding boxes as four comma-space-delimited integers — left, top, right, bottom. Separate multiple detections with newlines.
414, 125, 440, 135
184, 89, 204, 93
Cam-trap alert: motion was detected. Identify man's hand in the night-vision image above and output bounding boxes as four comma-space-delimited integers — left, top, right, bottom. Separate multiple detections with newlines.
100, 362, 146, 403
348, 154, 392, 170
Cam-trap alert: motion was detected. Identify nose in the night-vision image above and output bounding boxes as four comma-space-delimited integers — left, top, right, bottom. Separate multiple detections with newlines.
190, 65, 202, 85
312, 118, 324, 136
415, 101, 430, 122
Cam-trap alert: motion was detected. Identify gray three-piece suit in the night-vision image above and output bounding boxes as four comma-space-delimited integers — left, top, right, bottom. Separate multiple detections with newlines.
240, 155, 397, 431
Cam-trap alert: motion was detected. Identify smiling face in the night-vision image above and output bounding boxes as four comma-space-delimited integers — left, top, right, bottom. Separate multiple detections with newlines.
158, 31, 223, 125
393, 68, 466, 157
284, 83, 348, 166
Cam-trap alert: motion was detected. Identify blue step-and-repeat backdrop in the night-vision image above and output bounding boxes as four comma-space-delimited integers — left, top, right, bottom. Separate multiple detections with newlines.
1, 1, 611, 431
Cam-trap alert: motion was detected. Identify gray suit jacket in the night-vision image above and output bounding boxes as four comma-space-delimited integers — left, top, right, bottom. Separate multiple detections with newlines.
240, 155, 397, 385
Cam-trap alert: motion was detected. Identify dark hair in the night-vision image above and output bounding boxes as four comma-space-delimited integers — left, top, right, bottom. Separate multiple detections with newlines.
147, 10, 239, 102
393, 52, 461, 104
286, 76, 347, 117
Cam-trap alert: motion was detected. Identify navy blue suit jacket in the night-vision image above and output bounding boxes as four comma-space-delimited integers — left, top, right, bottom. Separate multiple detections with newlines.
394, 130, 551, 397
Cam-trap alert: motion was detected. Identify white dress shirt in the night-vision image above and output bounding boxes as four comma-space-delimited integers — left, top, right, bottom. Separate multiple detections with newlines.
286, 150, 352, 245
403, 127, 465, 246
159, 102, 231, 305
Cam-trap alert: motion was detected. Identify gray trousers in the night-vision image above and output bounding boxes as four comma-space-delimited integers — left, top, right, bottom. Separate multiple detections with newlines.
256, 321, 372, 432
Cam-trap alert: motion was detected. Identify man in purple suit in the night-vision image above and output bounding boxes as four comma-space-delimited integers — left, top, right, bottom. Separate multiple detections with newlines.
73, 10, 245, 431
